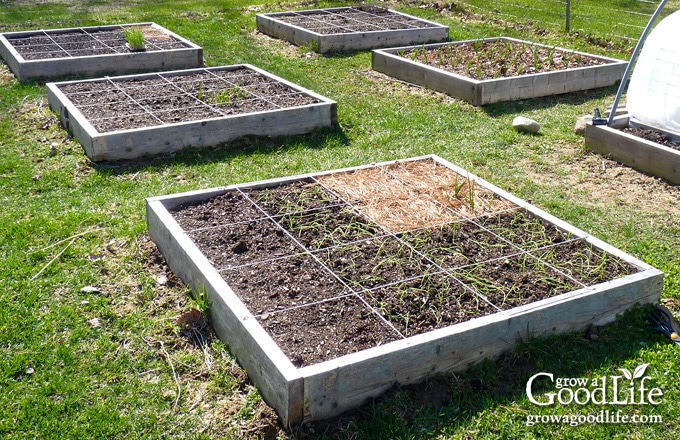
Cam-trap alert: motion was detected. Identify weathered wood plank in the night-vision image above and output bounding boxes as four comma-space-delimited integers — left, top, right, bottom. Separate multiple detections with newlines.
45, 64, 337, 161
372, 50, 480, 104
257, 8, 448, 54
585, 115, 680, 185
300, 270, 662, 421
0, 22, 203, 82
372, 37, 627, 105
146, 198, 305, 426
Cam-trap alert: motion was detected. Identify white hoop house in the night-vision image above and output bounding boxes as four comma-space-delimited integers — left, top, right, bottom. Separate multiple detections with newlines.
627, 10, 680, 133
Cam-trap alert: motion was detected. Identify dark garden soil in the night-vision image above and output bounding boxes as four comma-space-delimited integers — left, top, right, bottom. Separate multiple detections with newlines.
188, 218, 303, 270
258, 295, 401, 367
244, 180, 342, 216
280, 205, 383, 250
7, 25, 188, 60
623, 127, 680, 152
271, 5, 439, 34
172, 191, 264, 231
398, 39, 609, 80
54, 66, 321, 132
451, 253, 583, 310
221, 253, 349, 315
169, 159, 639, 367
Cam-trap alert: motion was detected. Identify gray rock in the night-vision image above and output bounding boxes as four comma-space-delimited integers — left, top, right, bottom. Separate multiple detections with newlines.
574, 114, 593, 136
512, 116, 540, 133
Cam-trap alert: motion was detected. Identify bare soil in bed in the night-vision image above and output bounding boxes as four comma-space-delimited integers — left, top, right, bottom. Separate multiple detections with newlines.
169, 160, 637, 367
623, 126, 680, 152
54, 66, 321, 132
271, 5, 439, 34
8, 25, 188, 60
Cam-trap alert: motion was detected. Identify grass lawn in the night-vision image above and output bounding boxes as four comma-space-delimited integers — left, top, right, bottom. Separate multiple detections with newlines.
1, 1, 679, 439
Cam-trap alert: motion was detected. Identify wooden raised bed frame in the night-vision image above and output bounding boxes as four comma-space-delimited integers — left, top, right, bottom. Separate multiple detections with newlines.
146, 155, 662, 426
45, 64, 337, 162
0, 22, 203, 83
256, 7, 449, 53
585, 114, 680, 185
372, 37, 628, 105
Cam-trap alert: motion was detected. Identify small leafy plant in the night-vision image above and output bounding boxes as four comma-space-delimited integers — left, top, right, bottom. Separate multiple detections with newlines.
212, 86, 250, 105
124, 28, 146, 51
191, 285, 211, 313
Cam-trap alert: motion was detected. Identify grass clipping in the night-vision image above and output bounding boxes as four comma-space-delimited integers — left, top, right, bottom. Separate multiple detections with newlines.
317, 159, 516, 233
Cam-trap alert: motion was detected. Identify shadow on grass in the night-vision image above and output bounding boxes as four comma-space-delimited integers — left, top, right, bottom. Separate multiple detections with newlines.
481, 85, 619, 118
87, 124, 349, 176
290, 304, 666, 439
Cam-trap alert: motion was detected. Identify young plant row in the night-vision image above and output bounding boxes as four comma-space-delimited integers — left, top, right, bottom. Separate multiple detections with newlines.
399, 39, 597, 80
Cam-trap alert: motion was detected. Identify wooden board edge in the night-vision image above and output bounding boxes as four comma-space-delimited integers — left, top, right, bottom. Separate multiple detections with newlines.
146, 198, 305, 425
299, 269, 662, 420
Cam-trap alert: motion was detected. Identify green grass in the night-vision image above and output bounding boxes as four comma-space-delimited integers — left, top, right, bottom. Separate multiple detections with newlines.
452, 0, 680, 54
1, 1, 679, 439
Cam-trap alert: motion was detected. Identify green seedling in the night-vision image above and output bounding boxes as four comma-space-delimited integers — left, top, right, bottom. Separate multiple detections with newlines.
548, 46, 556, 67
467, 175, 475, 211
453, 173, 466, 198
190, 285, 210, 313
437, 46, 446, 66
532, 45, 540, 70
212, 86, 249, 105
124, 28, 146, 51
197, 82, 206, 101
472, 39, 482, 52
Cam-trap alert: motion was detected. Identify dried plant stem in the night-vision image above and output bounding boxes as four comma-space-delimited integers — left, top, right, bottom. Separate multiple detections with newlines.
159, 341, 182, 410
144, 337, 182, 410
31, 237, 77, 280
40, 227, 102, 251
32, 227, 104, 280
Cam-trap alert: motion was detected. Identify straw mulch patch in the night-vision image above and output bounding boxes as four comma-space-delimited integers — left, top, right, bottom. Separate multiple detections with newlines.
316, 160, 515, 233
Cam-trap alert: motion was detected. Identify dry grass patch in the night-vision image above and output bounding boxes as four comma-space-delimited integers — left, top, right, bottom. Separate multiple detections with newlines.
317, 160, 516, 233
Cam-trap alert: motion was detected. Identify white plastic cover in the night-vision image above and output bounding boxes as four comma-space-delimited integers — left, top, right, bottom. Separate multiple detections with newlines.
627, 10, 680, 132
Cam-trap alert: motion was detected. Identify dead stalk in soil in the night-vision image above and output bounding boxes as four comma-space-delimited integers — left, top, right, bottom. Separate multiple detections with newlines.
31, 227, 103, 280
144, 337, 182, 411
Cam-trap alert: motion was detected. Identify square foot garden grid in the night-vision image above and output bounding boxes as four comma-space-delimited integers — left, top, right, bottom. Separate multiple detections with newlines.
256, 6, 448, 53
45, 64, 337, 161
146, 155, 662, 426
586, 114, 680, 185
0, 22, 203, 83
372, 37, 628, 105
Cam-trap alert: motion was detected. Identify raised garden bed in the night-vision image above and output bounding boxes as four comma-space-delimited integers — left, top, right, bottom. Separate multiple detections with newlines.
372, 37, 628, 105
585, 114, 680, 184
0, 22, 203, 82
256, 6, 448, 53
45, 64, 337, 161
146, 155, 662, 426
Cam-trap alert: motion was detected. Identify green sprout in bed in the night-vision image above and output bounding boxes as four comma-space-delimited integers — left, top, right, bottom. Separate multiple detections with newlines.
124, 28, 146, 51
